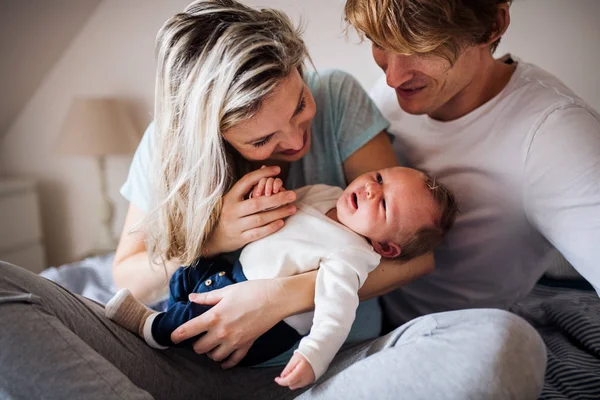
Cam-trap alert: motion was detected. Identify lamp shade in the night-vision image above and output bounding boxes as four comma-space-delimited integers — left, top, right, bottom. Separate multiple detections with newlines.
55, 97, 140, 156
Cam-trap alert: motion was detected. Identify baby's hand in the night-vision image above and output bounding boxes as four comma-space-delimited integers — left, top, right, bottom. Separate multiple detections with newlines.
250, 166, 285, 199
274, 352, 315, 390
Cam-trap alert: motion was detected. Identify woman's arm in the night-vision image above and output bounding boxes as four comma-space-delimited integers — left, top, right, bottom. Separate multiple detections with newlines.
114, 166, 298, 303
112, 203, 180, 304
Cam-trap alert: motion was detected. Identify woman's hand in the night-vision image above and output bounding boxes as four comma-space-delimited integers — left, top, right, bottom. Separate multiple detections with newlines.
171, 278, 289, 368
203, 166, 297, 257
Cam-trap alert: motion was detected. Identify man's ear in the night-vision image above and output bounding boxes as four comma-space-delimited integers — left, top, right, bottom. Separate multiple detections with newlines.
488, 3, 511, 45
372, 241, 401, 258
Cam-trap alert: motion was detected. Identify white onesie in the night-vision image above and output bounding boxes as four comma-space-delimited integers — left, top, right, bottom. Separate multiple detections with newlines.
240, 184, 381, 379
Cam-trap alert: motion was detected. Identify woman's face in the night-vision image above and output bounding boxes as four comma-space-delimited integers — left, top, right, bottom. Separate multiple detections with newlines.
222, 69, 316, 164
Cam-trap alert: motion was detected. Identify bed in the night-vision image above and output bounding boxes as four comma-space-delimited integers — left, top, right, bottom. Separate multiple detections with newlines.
41, 254, 600, 399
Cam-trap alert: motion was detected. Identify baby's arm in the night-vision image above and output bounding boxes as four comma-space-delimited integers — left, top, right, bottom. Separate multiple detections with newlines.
276, 248, 377, 389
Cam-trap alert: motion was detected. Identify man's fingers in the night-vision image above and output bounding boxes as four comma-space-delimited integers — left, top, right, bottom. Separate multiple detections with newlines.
230, 166, 281, 200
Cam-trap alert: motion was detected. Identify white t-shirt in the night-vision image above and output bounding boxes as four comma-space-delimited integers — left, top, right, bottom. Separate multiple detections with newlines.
240, 184, 381, 380
369, 56, 600, 323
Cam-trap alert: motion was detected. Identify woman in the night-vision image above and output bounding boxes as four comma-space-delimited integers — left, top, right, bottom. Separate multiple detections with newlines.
0, 1, 545, 399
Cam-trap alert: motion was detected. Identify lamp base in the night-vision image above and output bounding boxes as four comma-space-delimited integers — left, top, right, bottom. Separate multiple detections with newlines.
92, 155, 117, 256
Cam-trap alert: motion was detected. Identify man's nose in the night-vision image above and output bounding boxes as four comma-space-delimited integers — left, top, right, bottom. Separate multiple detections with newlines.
385, 54, 414, 88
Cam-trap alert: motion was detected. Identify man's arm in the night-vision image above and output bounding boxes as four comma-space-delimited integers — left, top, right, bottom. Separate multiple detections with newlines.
524, 105, 600, 294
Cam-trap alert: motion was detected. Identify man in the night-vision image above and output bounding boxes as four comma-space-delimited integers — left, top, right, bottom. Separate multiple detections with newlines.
345, 0, 600, 322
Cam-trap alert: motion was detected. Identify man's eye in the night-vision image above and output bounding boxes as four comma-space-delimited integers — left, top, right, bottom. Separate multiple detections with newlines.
377, 173, 383, 184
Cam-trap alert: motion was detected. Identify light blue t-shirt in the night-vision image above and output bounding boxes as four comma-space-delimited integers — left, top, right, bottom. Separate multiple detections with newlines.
121, 69, 390, 365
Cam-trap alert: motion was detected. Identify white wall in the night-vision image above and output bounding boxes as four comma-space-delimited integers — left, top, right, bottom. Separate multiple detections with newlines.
1, 0, 598, 266
498, 0, 600, 110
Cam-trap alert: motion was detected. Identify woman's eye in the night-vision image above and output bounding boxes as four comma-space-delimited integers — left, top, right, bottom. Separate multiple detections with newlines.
294, 97, 306, 116
252, 135, 272, 148
376, 173, 383, 184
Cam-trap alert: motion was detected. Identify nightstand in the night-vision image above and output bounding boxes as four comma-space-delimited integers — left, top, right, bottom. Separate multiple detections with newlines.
0, 180, 47, 273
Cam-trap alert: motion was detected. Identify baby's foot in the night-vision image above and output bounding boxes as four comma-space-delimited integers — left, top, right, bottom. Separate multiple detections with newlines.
105, 288, 153, 337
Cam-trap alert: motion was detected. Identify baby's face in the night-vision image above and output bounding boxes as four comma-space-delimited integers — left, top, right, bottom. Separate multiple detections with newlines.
337, 167, 437, 249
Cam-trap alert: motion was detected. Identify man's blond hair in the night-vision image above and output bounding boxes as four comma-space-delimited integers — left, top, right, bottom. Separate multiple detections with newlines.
345, 0, 511, 64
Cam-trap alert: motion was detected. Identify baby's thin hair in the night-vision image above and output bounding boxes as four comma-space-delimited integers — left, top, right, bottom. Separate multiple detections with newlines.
396, 174, 458, 261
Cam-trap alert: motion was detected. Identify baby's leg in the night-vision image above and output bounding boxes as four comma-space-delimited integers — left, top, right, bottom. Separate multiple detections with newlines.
105, 289, 165, 348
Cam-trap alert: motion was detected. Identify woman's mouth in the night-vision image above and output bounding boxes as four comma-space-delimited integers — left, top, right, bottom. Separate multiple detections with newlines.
281, 131, 308, 156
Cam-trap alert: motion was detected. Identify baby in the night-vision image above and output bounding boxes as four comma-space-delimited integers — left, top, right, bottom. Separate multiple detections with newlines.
105, 166, 457, 389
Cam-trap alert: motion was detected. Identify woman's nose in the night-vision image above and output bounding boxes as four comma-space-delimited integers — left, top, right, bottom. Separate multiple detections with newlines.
283, 128, 304, 150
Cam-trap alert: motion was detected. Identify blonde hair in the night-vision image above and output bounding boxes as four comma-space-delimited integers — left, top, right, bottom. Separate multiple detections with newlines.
345, 0, 511, 64
146, 0, 308, 266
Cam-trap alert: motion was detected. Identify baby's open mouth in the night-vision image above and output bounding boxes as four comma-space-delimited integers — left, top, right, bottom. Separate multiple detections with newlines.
351, 193, 358, 209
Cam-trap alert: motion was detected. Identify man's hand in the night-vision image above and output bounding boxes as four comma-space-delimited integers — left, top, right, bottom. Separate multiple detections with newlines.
275, 352, 316, 390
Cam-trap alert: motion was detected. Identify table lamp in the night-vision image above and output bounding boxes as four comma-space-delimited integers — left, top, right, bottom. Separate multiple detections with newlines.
55, 97, 140, 254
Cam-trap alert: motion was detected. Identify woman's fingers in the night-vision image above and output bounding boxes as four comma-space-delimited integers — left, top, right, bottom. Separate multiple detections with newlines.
237, 190, 296, 217
229, 166, 281, 200
207, 345, 233, 362
188, 290, 222, 306
171, 314, 209, 344
221, 346, 251, 369
239, 203, 296, 232
241, 220, 285, 244
171, 292, 224, 343
192, 331, 221, 355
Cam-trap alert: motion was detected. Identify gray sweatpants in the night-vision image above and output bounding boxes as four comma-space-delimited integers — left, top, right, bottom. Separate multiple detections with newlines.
0, 261, 546, 400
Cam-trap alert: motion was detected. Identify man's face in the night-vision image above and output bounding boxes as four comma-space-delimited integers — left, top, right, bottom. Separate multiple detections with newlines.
372, 44, 482, 120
